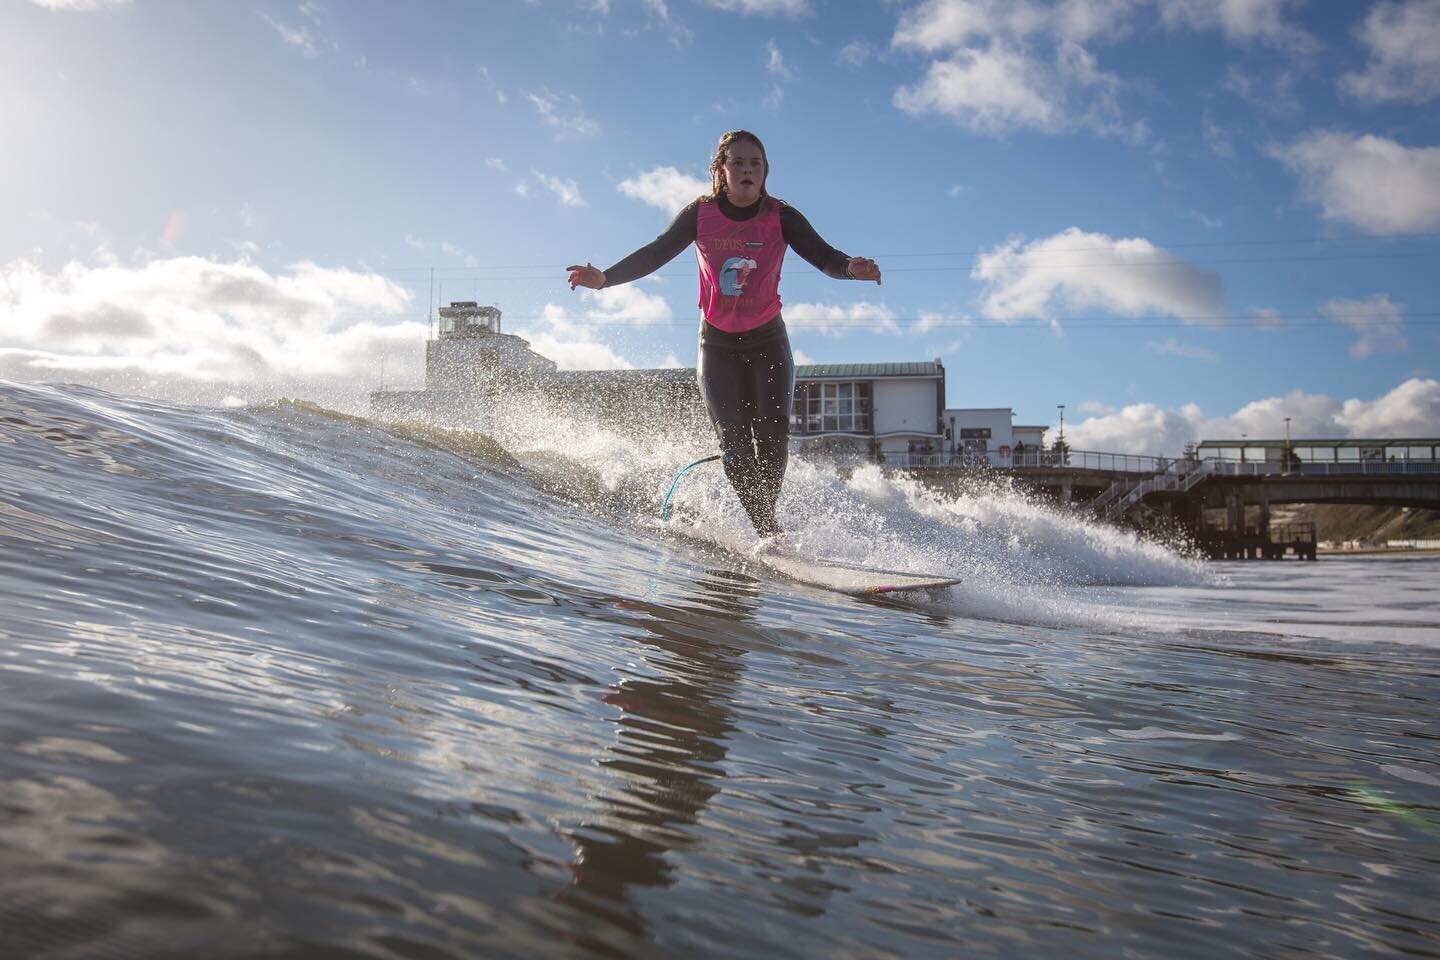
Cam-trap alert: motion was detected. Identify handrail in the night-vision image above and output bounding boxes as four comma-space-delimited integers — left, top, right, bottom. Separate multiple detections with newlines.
888, 450, 1168, 471
1088, 480, 1129, 512
1204, 459, 1440, 477
1104, 458, 1212, 520
879, 447, 1440, 476
1011, 450, 1168, 473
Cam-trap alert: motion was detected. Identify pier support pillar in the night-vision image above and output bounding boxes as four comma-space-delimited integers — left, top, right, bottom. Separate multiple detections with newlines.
1226, 494, 1242, 534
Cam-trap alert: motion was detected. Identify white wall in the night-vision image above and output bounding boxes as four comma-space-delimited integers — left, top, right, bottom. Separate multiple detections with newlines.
875, 380, 939, 436
1013, 426, 1045, 450
943, 407, 1015, 465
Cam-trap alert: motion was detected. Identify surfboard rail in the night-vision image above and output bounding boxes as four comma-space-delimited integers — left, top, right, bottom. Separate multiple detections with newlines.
755, 550, 961, 596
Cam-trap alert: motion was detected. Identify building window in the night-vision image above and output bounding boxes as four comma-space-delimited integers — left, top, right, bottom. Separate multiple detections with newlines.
793, 381, 871, 434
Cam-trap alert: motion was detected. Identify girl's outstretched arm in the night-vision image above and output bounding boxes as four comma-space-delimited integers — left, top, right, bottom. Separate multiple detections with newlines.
566, 200, 700, 292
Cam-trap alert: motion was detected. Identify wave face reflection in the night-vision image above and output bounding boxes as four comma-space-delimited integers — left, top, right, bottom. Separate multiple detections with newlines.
1, 381, 1437, 959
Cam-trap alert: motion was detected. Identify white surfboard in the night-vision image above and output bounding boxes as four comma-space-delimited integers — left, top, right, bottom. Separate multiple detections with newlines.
658, 517, 960, 596
754, 550, 961, 596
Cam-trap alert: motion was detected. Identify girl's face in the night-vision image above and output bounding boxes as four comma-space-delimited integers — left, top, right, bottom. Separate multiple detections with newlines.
721, 140, 766, 206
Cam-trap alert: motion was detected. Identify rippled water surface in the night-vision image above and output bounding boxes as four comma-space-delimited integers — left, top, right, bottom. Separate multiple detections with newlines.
1, 382, 1437, 959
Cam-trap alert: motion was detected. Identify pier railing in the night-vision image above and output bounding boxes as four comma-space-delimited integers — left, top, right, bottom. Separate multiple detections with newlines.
886, 450, 1440, 476
1010, 450, 1169, 473
886, 449, 1171, 472
1205, 459, 1440, 477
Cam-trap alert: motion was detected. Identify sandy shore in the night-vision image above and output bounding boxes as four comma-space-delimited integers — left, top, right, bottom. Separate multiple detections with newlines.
1317, 547, 1440, 557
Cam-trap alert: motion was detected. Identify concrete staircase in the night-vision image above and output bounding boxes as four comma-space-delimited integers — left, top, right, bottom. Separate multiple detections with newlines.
1091, 458, 1214, 522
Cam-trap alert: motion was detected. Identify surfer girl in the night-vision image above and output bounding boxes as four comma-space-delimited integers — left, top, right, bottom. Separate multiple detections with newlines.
567, 130, 881, 538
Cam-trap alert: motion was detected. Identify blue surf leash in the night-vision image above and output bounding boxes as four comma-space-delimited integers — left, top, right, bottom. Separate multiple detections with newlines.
660, 454, 722, 521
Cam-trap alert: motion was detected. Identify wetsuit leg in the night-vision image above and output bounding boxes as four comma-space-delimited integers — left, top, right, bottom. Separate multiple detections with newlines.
748, 334, 793, 532
697, 318, 794, 537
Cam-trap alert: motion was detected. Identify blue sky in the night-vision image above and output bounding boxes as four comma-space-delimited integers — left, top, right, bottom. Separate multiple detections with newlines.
2, 0, 1438, 454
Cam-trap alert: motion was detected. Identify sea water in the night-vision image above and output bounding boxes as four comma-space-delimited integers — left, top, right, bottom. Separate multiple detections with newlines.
0, 381, 1435, 959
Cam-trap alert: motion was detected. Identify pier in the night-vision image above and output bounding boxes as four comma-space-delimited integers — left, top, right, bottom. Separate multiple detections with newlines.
904, 437, 1440, 560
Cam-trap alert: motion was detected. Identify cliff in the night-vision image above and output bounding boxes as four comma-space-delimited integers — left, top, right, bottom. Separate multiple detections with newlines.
1275, 504, 1440, 544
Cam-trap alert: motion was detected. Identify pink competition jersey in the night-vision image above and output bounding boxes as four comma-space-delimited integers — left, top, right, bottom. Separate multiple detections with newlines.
694, 199, 785, 334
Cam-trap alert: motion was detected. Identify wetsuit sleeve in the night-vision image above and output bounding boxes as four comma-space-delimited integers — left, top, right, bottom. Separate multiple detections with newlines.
780, 205, 853, 279
601, 200, 700, 288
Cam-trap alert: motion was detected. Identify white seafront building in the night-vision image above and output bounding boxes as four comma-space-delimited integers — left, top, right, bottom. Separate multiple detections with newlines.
937, 408, 1049, 468
370, 301, 1043, 462
372, 301, 558, 427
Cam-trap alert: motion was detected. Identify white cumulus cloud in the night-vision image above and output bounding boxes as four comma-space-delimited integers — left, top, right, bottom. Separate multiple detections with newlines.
891, 0, 1144, 137
784, 301, 900, 336
889, 0, 1313, 137
972, 227, 1224, 324
1062, 380, 1440, 455
512, 308, 636, 371
893, 44, 1065, 134
890, 0, 1142, 139
1153, 0, 1315, 48
577, 284, 675, 326
1339, 0, 1440, 103
617, 166, 709, 213
1336, 378, 1440, 436
0, 255, 422, 411
1062, 401, 1209, 455
893, 0, 1140, 50
516, 287, 678, 371
1270, 131, 1440, 234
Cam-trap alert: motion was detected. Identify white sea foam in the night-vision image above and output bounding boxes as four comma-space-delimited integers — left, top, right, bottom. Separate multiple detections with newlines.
495, 416, 1218, 632
393, 401, 1437, 646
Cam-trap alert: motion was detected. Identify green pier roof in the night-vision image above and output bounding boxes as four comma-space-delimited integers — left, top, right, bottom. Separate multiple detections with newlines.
796, 362, 942, 379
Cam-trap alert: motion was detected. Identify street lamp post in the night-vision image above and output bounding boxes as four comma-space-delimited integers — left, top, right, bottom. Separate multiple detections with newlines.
1057, 403, 1066, 464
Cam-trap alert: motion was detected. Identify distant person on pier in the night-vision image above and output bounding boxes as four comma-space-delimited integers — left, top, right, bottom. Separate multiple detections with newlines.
567, 130, 881, 539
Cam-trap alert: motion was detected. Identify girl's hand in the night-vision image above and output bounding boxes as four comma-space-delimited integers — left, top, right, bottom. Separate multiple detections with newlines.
566, 262, 606, 290
847, 257, 881, 285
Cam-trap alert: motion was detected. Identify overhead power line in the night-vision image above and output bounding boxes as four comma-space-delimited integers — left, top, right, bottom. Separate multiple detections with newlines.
377, 250, 1440, 282
376, 230, 1440, 277
874, 230, 1440, 258
330, 310, 1440, 330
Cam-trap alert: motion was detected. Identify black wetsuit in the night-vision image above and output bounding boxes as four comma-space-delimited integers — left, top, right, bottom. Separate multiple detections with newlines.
602, 194, 855, 536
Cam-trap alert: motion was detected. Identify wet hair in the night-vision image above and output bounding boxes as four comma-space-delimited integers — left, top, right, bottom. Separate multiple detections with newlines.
704, 129, 772, 212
